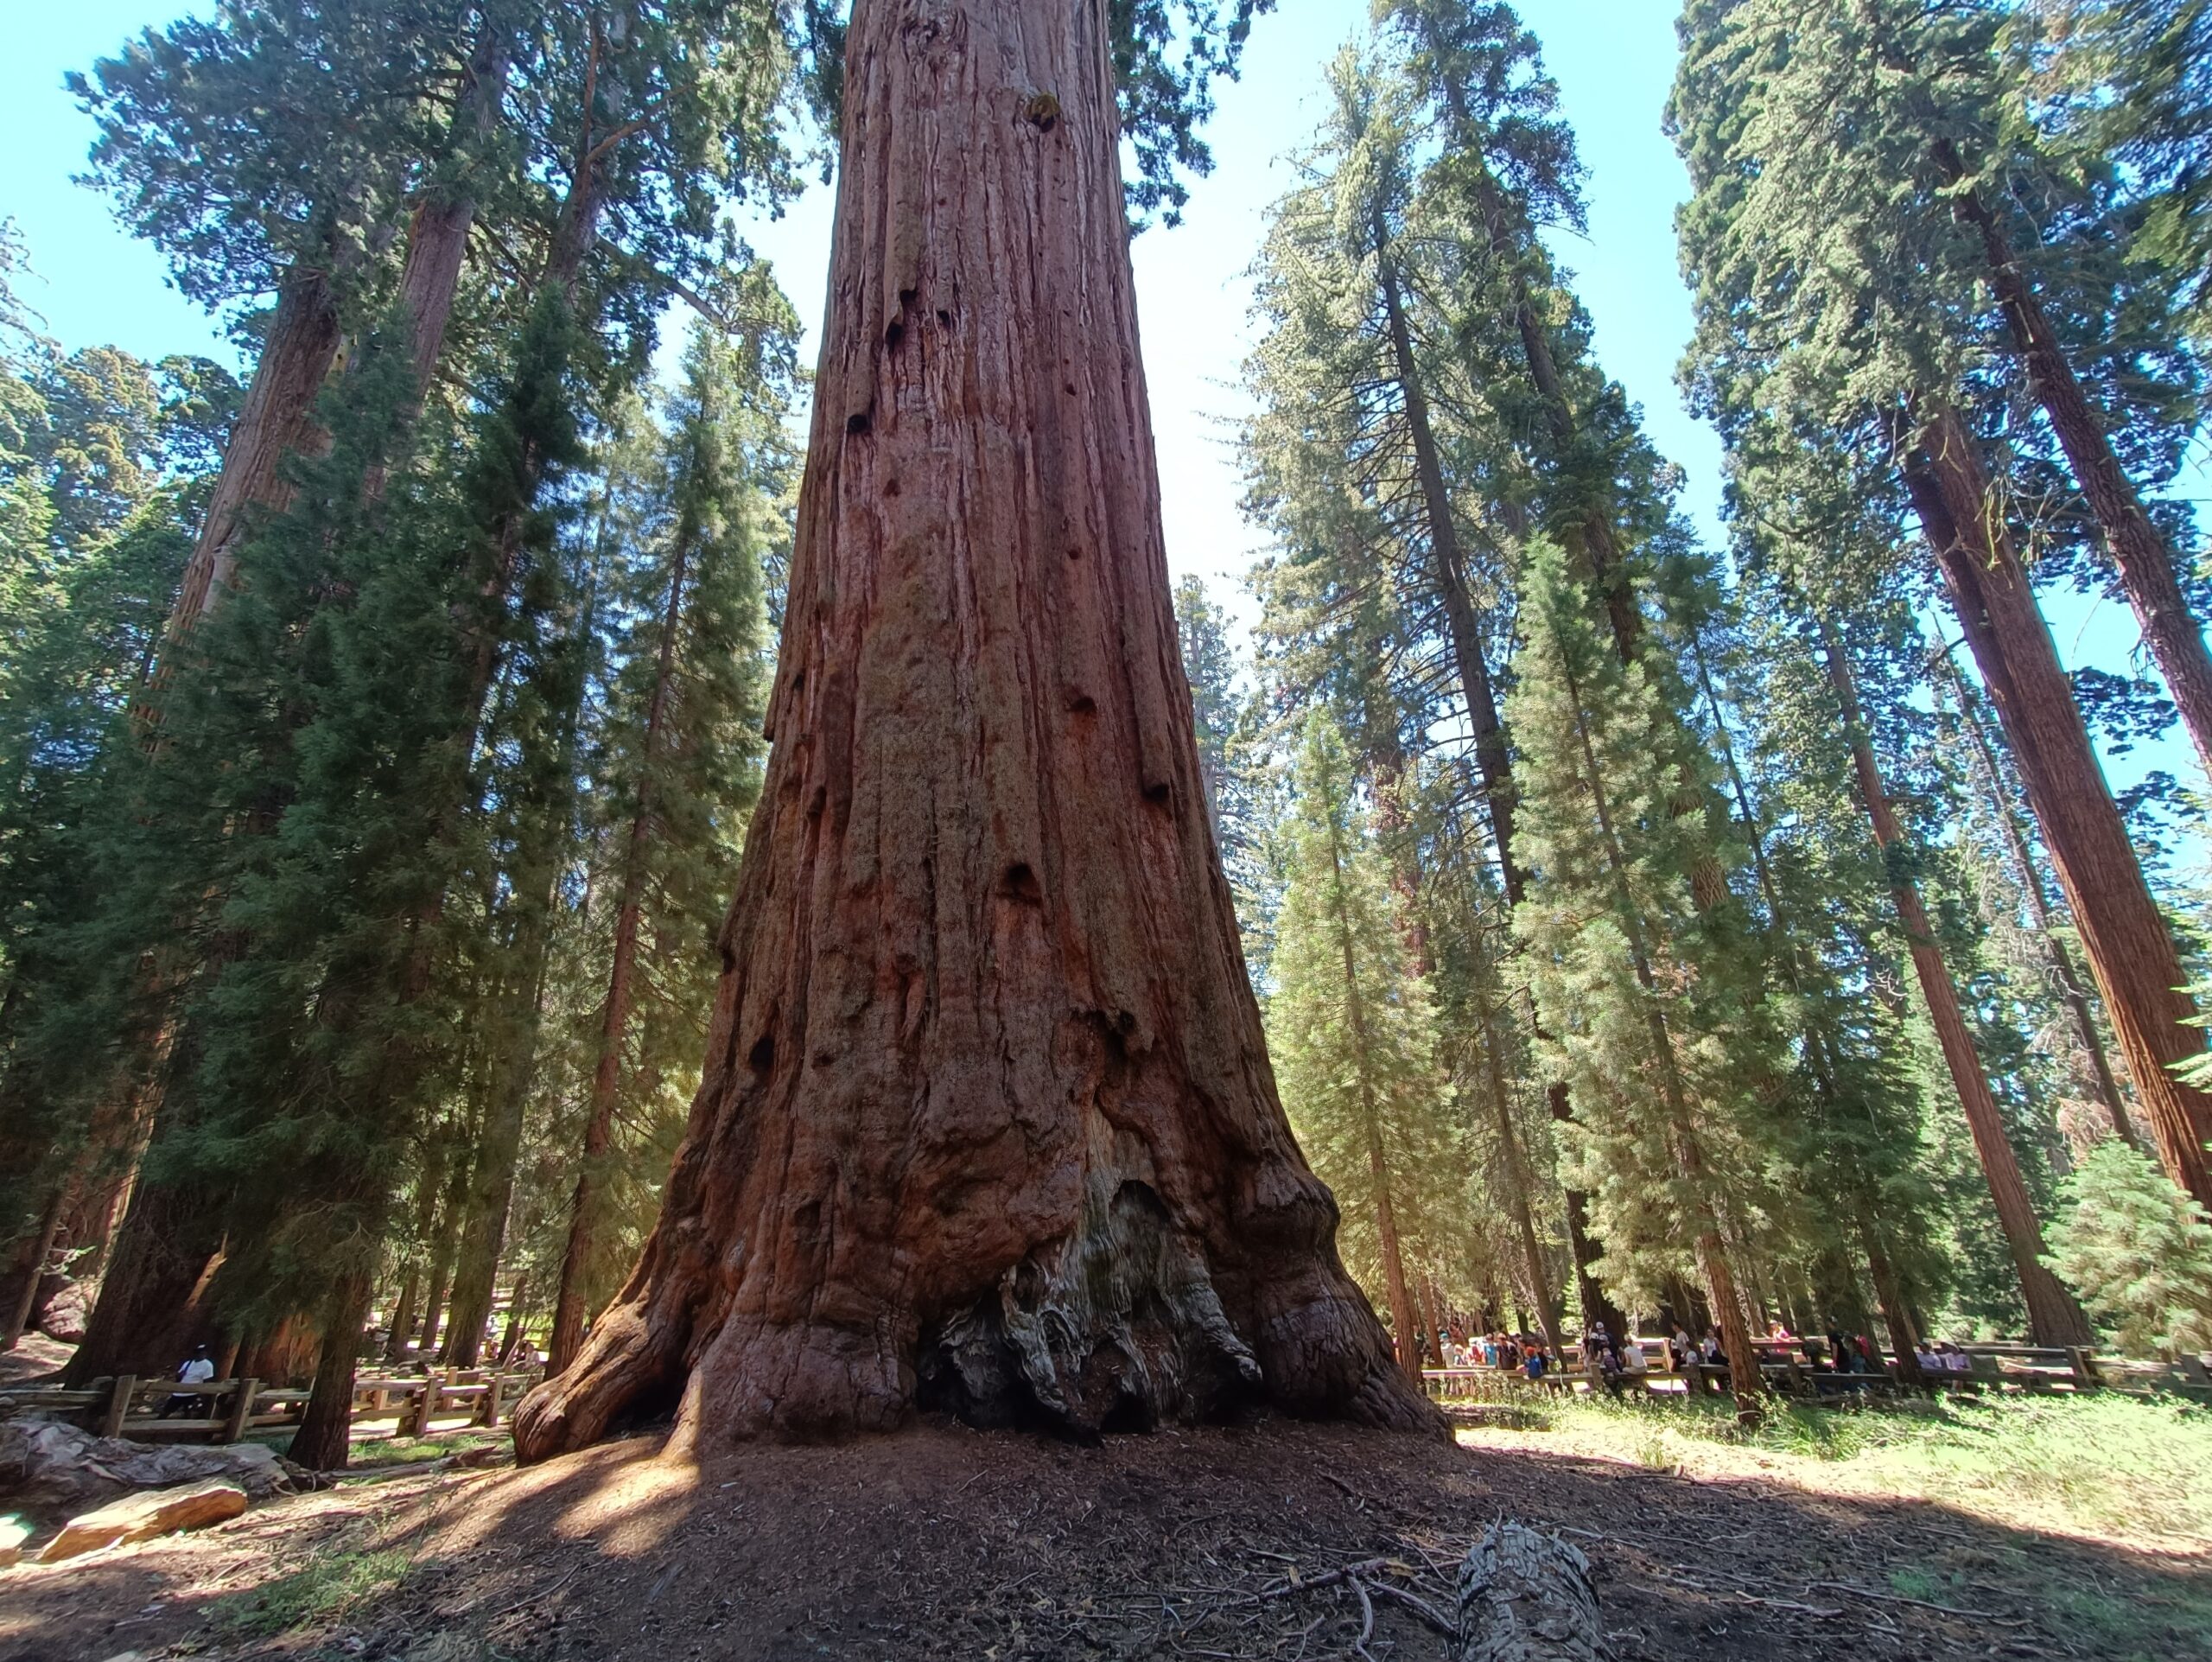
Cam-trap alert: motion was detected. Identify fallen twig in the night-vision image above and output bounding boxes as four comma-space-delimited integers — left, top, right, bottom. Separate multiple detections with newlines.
1359, 1575, 1453, 1635
1806, 1580, 2034, 1626
1256, 1557, 1395, 1602
487, 1564, 580, 1622
1350, 1573, 1376, 1661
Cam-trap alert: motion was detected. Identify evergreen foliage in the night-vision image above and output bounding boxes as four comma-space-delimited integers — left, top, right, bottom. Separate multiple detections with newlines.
1266, 714, 1463, 1348
2046, 1138, 2212, 1355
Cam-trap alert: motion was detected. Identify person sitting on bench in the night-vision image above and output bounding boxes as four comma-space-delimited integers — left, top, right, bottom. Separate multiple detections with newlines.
158, 1346, 218, 1417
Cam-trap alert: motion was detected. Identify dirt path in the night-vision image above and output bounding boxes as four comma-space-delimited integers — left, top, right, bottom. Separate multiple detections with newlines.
3, 1417, 2205, 1661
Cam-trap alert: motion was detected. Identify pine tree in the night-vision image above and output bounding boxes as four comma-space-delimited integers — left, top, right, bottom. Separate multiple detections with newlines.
1267, 716, 1462, 1377
1509, 538, 1772, 1413
2045, 1139, 2212, 1356
547, 318, 783, 1373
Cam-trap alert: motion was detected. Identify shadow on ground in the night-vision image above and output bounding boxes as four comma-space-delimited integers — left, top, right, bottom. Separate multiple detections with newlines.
2, 1417, 2205, 1661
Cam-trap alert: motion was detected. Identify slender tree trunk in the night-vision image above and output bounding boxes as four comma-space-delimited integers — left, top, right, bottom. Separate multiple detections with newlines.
1816, 618, 2090, 1346
1938, 651, 2139, 1145
550, 502, 694, 1375
1933, 153, 2212, 782
289, 1272, 372, 1471
1555, 634, 1764, 1417
4, 1187, 64, 1349
1416, 1276, 1446, 1368
385, 1270, 421, 1364
516, 0, 1434, 1458
1901, 405, 2212, 1213
1475, 996, 1565, 1359
416, 1159, 469, 1358
1375, 245, 1625, 1347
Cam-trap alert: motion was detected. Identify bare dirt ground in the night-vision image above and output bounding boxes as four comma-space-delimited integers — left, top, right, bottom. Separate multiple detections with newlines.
3, 1410, 2206, 1662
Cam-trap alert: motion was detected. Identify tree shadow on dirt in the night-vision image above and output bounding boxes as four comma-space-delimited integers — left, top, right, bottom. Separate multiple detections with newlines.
2, 1418, 2206, 1661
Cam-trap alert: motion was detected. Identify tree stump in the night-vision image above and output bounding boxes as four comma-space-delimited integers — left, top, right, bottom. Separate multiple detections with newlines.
1454, 1523, 1607, 1662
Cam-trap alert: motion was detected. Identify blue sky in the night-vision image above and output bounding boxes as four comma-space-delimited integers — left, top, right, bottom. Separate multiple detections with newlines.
5, 0, 2202, 806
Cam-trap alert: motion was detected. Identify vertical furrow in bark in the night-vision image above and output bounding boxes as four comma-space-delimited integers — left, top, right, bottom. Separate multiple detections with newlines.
515, 0, 1435, 1459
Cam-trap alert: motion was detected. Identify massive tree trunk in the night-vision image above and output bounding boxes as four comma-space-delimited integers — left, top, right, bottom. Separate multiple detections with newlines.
1901, 406, 2212, 1213
1937, 651, 2138, 1146
62, 1035, 229, 1385
154, 266, 344, 662
1932, 148, 2212, 783
1817, 618, 2091, 1347
515, 0, 1433, 1458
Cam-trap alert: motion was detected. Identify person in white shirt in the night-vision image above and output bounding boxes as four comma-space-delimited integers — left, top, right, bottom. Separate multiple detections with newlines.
159, 1346, 218, 1417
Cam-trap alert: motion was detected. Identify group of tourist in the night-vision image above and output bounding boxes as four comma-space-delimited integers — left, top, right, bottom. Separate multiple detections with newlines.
1421, 1315, 1984, 1388
1912, 1340, 1979, 1377
1435, 1331, 1555, 1380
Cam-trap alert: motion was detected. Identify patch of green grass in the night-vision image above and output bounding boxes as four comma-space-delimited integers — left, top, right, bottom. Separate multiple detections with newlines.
1538, 1390, 2212, 1542
2046, 1582, 2212, 1660
211, 1545, 412, 1640
343, 1430, 505, 1469
1885, 1564, 1942, 1602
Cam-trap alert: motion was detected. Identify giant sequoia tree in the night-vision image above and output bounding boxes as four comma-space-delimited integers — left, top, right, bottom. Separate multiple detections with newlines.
513, 0, 1432, 1455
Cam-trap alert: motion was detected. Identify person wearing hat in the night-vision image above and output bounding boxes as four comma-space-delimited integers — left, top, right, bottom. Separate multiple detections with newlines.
159, 1345, 218, 1417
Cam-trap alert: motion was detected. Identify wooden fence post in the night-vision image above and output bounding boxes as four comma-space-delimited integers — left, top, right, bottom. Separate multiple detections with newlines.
480, 1373, 504, 1428
2066, 1347, 2101, 1391
100, 1375, 137, 1439
220, 1379, 260, 1444
404, 1370, 443, 1437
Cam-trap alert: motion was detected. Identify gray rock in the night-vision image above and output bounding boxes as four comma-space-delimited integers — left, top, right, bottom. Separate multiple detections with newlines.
0, 1418, 296, 1519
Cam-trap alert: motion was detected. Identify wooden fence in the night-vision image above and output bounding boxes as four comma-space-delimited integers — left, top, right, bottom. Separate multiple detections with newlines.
0, 1366, 541, 1447
1424, 1340, 2212, 1405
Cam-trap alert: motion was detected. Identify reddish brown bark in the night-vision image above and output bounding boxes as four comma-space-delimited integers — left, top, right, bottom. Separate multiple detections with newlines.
1930, 148, 2212, 785
289, 1272, 372, 1471
1817, 618, 2091, 1347
395, 27, 509, 392
1902, 407, 2212, 1213
513, 0, 1434, 1457
155, 267, 343, 659
1938, 652, 2138, 1146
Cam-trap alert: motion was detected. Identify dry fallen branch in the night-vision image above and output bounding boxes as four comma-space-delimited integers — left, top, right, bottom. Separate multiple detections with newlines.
1806, 1579, 2035, 1627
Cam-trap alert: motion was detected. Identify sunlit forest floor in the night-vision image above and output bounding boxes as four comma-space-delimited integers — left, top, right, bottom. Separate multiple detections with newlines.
3, 1399, 2208, 1661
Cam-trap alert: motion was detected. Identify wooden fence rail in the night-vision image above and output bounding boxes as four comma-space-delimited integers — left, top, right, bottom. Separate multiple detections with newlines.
1423, 1341, 2211, 1405
0, 1366, 542, 1447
